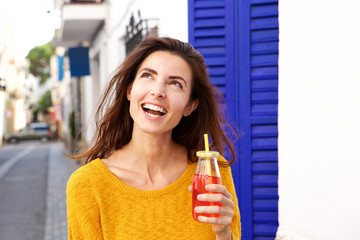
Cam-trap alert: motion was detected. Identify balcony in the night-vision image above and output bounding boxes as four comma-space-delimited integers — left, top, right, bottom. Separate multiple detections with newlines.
56, 0, 106, 47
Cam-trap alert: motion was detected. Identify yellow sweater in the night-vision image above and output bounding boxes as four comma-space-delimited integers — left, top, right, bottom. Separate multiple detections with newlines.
67, 157, 241, 240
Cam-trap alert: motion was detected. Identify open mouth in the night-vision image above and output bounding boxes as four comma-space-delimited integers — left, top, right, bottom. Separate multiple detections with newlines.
142, 103, 167, 117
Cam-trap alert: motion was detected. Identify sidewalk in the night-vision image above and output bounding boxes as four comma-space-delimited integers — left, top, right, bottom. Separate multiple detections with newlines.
44, 141, 79, 240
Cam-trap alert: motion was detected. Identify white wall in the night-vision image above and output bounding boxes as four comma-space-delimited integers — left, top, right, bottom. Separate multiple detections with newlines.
278, 1, 360, 239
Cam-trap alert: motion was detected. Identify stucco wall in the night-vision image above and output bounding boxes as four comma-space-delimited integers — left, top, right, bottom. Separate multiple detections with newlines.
278, 1, 360, 239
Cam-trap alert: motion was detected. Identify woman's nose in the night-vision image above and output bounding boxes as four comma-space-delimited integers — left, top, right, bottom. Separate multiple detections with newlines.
150, 83, 166, 98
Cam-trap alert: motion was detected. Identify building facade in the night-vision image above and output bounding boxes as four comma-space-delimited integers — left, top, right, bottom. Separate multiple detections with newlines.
0, 12, 30, 146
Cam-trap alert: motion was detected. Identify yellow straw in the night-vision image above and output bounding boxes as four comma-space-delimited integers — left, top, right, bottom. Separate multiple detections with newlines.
204, 134, 209, 153
204, 134, 212, 176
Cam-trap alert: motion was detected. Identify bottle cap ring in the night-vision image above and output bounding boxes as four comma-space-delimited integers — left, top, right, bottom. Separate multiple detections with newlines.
196, 151, 219, 158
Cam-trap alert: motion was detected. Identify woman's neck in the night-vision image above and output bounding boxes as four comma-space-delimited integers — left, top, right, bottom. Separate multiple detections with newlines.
103, 131, 189, 190
123, 130, 187, 171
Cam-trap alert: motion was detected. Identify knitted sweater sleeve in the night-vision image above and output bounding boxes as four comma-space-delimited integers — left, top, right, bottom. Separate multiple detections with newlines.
67, 167, 104, 240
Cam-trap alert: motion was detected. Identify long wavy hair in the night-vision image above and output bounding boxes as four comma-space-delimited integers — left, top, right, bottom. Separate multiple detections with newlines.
72, 36, 237, 165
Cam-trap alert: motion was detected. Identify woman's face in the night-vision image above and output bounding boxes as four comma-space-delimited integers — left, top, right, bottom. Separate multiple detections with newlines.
127, 51, 198, 136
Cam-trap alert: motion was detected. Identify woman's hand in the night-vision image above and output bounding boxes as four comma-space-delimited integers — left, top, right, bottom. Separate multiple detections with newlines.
189, 184, 235, 240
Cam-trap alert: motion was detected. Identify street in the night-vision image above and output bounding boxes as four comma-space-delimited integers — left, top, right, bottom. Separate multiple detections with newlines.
0, 141, 79, 240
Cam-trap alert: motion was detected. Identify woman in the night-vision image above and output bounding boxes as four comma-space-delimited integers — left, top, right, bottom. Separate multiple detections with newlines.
67, 36, 241, 240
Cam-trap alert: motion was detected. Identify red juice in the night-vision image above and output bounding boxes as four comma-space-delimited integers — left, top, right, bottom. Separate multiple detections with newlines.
192, 174, 222, 221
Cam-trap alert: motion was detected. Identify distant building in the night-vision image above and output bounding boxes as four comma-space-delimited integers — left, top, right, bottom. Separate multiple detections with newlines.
0, 12, 29, 146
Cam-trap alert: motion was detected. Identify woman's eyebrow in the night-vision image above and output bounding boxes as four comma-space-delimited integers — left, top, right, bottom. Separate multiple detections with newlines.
139, 67, 157, 75
139, 67, 188, 86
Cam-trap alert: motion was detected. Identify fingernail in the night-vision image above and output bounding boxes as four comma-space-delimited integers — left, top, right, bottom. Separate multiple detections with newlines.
194, 207, 200, 212
198, 216, 205, 222
197, 195, 204, 200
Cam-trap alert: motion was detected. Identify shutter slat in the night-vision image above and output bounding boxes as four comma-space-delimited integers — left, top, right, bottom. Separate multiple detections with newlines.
252, 79, 278, 92
253, 211, 278, 222
251, 54, 278, 67
195, 28, 226, 37
195, 18, 225, 28
253, 199, 278, 211
253, 237, 278, 240
253, 162, 278, 175
252, 92, 278, 104
252, 125, 278, 137
216, 86, 226, 96
196, 8, 225, 18
251, 17, 279, 30
208, 66, 226, 76
251, 67, 278, 80
195, 37, 226, 47
252, 103, 278, 116
253, 187, 279, 199
196, 47, 225, 56
251, 5, 278, 18
251, 116, 278, 124
210, 76, 226, 85
252, 42, 278, 55
252, 150, 278, 161
252, 175, 278, 185
252, 137, 278, 150
253, 223, 279, 236
195, 1, 225, 8
205, 56, 226, 66
251, 0, 278, 4
252, 29, 279, 43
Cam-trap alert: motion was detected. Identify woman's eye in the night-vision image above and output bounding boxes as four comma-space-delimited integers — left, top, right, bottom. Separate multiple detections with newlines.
141, 72, 152, 79
171, 81, 183, 89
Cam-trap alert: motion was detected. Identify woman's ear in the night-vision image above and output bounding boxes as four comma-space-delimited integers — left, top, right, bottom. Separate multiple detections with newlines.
184, 99, 199, 117
127, 85, 132, 101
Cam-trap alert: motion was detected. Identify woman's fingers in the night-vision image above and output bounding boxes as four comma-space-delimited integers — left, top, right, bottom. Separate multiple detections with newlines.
205, 184, 232, 199
194, 205, 234, 216
197, 193, 235, 209
189, 184, 231, 199
197, 215, 233, 225
192, 183, 235, 237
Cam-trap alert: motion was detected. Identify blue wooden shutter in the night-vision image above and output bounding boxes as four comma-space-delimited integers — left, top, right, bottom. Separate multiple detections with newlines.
188, 0, 279, 239
249, 0, 279, 239
188, 0, 236, 105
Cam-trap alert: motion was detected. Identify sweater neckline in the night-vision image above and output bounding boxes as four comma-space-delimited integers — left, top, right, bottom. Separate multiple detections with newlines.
92, 158, 196, 197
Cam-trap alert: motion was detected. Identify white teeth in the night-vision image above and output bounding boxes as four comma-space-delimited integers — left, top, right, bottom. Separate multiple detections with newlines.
145, 112, 160, 118
143, 103, 167, 113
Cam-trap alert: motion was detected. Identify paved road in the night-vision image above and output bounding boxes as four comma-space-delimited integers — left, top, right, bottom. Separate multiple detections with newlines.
0, 141, 79, 240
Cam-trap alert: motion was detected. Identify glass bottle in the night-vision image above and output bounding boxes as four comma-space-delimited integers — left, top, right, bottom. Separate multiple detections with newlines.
192, 151, 222, 221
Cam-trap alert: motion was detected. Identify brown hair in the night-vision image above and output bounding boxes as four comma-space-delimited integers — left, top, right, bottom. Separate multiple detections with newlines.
72, 36, 237, 165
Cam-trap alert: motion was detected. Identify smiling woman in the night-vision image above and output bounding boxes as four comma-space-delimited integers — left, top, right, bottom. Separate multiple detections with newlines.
127, 51, 196, 135
66, 36, 241, 240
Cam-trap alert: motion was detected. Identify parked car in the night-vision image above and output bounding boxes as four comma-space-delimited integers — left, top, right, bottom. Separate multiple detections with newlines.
3, 123, 53, 143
